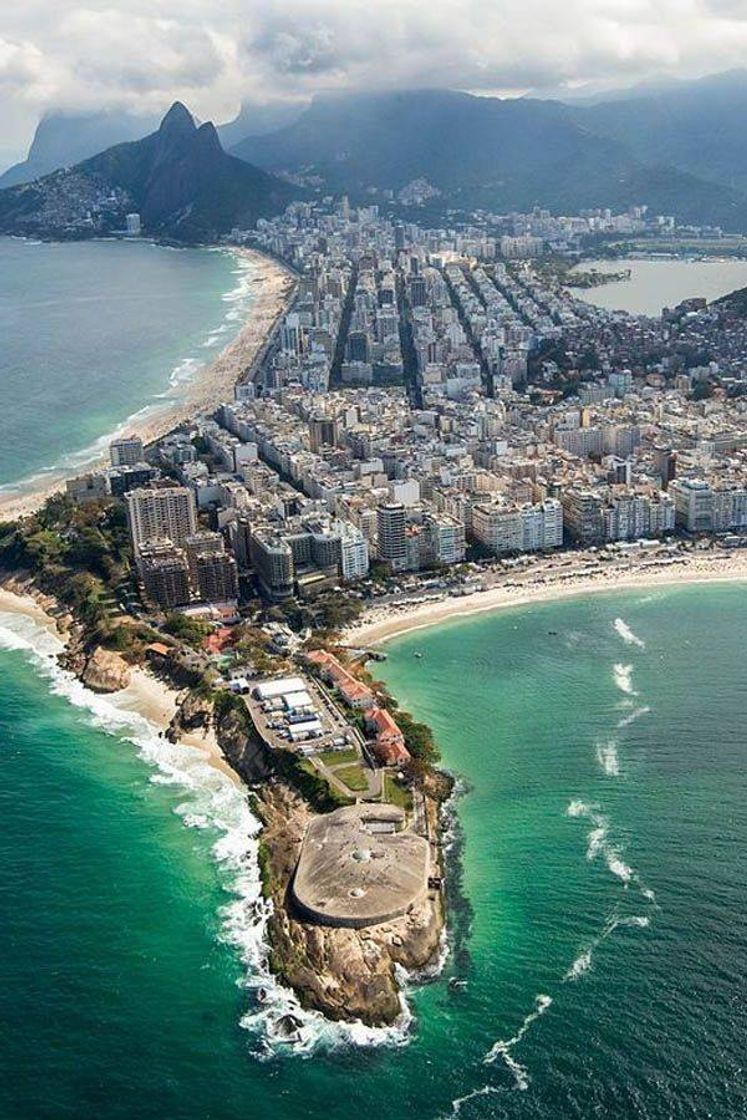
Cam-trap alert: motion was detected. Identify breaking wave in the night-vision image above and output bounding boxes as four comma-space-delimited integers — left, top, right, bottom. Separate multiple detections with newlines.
617, 705, 650, 729
565, 800, 655, 900
0, 609, 414, 1057
613, 618, 646, 649
564, 912, 651, 983
613, 663, 636, 695
596, 739, 621, 777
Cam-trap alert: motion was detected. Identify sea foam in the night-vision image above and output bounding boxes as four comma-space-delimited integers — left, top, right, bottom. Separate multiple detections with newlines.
613, 663, 636, 695
483, 993, 552, 1089
596, 739, 621, 777
617, 705, 650, 729
0, 610, 414, 1057
613, 618, 646, 649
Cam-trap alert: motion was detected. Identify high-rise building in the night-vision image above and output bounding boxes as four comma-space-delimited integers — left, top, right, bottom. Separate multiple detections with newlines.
125, 487, 197, 554
376, 503, 408, 571
110, 436, 144, 467
126, 213, 141, 236
336, 522, 370, 580
249, 533, 295, 601
472, 499, 563, 555
192, 550, 239, 603
137, 541, 191, 609
308, 416, 337, 453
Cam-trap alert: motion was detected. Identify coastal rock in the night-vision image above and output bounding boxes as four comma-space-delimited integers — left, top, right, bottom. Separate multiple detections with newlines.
258, 784, 443, 1027
81, 647, 132, 693
166, 691, 212, 743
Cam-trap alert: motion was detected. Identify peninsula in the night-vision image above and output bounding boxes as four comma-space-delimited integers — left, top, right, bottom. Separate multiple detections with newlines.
3, 168, 747, 1037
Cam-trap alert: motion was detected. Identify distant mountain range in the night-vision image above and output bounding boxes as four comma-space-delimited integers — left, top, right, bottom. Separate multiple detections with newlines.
0, 109, 160, 189
229, 78, 747, 231
0, 103, 299, 243
7, 71, 747, 238
568, 70, 747, 195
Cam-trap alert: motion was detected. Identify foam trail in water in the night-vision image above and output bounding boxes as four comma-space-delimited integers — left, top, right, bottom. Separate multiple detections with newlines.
483, 994, 552, 1089
564, 911, 651, 982
613, 618, 646, 649
565, 800, 655, 902
613, 663, 637, 695
596, 739, 621, 777
617, 705, 650, 729
442, 1086, 501, 1118
0, 611, 415, 1057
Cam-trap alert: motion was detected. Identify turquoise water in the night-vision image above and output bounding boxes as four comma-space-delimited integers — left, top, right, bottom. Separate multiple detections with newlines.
0, 238, 254, 490
1, 585, 746, 1118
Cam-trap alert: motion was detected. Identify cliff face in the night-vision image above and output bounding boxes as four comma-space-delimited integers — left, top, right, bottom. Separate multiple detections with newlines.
214, 703, 273, 785
258, 784, 443, 1027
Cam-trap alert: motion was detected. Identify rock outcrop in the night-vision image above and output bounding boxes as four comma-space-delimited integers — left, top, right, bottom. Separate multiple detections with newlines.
80, 647, 132, 693
258, 784, 443, 1027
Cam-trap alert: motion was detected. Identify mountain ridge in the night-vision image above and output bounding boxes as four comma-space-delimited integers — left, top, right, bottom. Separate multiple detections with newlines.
230, 85, 747, 230
0, 103, 300, 243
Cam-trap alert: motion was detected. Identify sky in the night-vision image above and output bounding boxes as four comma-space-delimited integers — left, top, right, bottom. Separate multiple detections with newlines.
3, 0, 747, 161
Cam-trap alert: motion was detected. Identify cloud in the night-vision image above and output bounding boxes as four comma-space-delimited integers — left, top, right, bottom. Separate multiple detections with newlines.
4, 0, 747, 149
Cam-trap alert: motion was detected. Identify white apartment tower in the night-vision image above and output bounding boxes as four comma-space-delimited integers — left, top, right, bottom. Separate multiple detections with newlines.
125, 487, 198, 555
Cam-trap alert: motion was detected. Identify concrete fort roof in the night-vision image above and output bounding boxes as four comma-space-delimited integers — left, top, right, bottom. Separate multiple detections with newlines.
292, 804, 430, 929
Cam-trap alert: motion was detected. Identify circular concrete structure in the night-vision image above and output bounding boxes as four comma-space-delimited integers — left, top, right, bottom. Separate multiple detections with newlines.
292, 804, 430, 929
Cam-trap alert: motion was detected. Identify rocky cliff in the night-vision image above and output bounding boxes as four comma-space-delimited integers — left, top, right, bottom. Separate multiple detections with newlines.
257, 784, 443, 1027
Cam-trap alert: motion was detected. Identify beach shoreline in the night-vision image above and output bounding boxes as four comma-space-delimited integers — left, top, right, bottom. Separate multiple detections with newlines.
0, 245, 296, 522
344, 551, 747, 646
0, 583, 240, 786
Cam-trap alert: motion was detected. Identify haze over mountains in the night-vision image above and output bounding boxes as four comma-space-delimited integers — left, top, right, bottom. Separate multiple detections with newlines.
0, 110, 160, 190
0, 104, 298, 243
230, 84, 747, 229
5, 70, 747, 239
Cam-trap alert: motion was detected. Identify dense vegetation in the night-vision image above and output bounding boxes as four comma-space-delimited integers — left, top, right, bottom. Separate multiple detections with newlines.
0, 495, 161, 656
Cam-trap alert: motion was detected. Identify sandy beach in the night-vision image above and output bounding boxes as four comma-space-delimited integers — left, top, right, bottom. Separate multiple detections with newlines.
0, 246, 296, 522
344, 549, 747, 646
0, 583, 240, 786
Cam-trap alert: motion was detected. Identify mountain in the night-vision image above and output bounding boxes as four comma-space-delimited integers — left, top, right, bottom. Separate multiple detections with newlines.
217, 98, 307, 150
569, 70, 747, 194
0, 109, 159, 189
0, 103, 300, 243
230, 88, 747, 230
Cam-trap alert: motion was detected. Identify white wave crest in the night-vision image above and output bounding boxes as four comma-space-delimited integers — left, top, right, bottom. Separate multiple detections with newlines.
0, 610, 413, 1057
613, 663, 637, 695
617, 705, 651, 729
596, 739, 621, 777
613, 618, 646, 649
564, 911, 651, 984
483, 994, 552, 1089
565, 798, 655, 902
564, 948, 593, 981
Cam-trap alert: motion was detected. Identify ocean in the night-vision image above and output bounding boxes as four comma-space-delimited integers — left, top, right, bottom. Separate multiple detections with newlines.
0, 237, 256, 491
1, 584, 746, 1119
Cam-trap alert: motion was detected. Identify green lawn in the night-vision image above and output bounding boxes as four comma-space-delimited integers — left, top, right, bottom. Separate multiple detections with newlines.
334, 764, 369, 792
384, 773, 413, 812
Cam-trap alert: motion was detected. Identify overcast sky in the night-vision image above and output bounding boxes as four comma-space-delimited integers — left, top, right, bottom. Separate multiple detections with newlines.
3, 0, 747, 159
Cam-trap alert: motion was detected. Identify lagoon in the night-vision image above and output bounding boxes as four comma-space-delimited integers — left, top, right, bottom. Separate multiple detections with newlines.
573, 256, 747, 316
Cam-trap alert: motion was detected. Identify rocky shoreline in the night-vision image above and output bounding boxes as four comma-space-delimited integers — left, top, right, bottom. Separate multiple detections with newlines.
0, 574, 448, 1030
